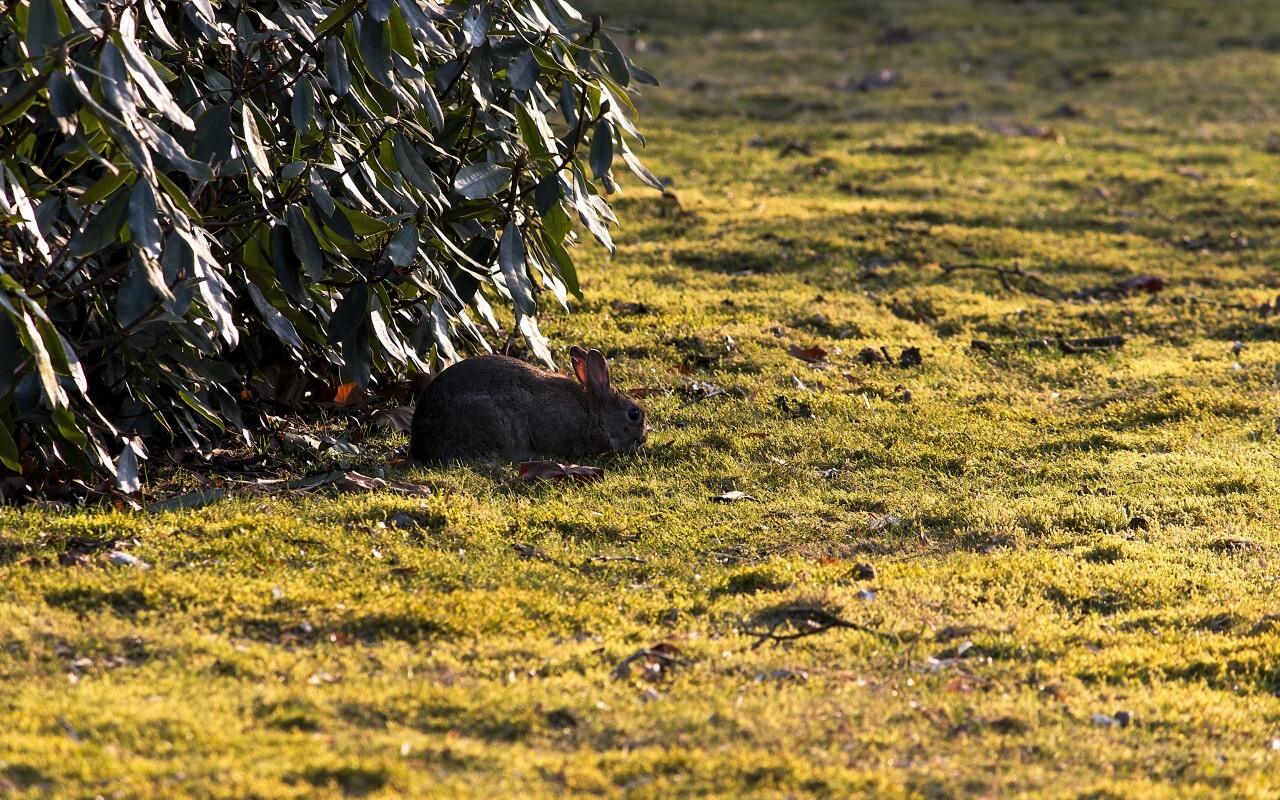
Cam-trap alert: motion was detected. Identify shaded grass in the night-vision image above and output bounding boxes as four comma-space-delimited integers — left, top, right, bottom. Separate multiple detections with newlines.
7, 0, 1280, 797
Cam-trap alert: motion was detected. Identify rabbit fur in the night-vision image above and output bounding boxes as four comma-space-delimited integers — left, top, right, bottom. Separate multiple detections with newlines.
410, 347, 647, 462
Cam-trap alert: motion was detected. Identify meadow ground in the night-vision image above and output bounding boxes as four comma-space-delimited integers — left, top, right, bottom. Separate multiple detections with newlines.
6, 0, 1280, 797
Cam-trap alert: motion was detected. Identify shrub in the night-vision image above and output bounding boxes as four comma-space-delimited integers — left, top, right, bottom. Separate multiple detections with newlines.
0, 0, 658, 486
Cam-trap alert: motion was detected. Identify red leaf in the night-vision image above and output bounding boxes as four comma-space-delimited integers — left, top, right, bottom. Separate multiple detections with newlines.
1116, 274, 1167, 293
789, 344, 828, 363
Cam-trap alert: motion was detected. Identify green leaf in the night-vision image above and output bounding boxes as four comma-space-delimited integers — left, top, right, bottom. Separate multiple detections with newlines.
291, 76, 315, 136
368, 0, 393, 22
78, 166, 131, 207
0, 315, 17, 398
620, 140, 665, 191
128, 180, 163, 262
240, 101, 272, 178
26, 0, 63, 56
0, 418, 20, 472
628, 57, 659, 86
269, 224, 306, 304
69, 186, 130, 257
454, 163, 511, 199
140, 118, 213, 180
392, 131, 441, 197
286, 205, 324, 279
359, 15, 394, 87
15, 309, 66, 409
193, 104, 233, 168
387, 226, 418, 268
327, 283, 370, 345
598, 33, 630, 87
114, 28, 194, 129
508, 50, 540, 93
247, 283, 305, 350
589, 119, 615, 183
316, 0, 362, 36
324, 36, 352, 97
117, 254, 158, 326
534, 176, 562, 218
340, 318, 372, 388
177, 388, 220, 427
538, 227, 581, 299
419, 81, 445, 130
308, 172, 336, 218
47, 70, 80, 119
462, 4, 491, 48
52, 404, 87, 447
0, 76, 44, 126
499, 221, 535, 316
396, 0, 452, 54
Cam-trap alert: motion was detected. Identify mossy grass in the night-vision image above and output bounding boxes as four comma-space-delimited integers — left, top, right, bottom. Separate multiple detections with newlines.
6, 1, 1280, 796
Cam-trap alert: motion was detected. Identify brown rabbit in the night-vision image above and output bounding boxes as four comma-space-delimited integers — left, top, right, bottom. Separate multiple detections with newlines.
409, 347, 647, 462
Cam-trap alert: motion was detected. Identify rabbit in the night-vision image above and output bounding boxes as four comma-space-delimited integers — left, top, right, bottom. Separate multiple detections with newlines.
410, 346, 648, 462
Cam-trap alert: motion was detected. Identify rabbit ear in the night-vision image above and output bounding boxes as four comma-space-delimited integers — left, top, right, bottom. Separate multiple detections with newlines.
584, 349, 611, 395
570, 346, 590, 386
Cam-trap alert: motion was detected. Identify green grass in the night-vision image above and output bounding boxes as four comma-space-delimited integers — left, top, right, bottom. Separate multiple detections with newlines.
7, 0, 1280, 796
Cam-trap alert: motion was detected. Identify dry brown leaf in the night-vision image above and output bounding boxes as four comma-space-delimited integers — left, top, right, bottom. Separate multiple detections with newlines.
517, 461, 605, 484
789, 344, 828, 363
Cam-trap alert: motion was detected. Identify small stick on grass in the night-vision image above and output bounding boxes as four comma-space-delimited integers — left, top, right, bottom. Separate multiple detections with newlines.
971, 335, 1127, 354
744, 604, 892, 649
937, 262, 1061, 300
586, 555, 648, 565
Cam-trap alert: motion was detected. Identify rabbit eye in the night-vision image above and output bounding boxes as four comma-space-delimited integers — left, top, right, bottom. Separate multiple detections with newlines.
628, 407, 642, 422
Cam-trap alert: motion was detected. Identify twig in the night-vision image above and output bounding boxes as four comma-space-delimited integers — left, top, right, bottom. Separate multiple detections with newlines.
610, 645, 683, 680
744, 604, 891, 649
937, 262, 1061, 300
971, 335, 1127, 354
586, 554, 648, 565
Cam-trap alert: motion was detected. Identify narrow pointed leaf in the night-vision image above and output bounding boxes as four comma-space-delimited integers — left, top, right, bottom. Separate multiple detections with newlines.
499, 221, 535, 316
286, 205, 324, 278
454, 163, 511, 199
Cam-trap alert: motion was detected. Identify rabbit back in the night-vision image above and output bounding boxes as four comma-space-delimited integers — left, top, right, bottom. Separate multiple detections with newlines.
410, 355, 609, 462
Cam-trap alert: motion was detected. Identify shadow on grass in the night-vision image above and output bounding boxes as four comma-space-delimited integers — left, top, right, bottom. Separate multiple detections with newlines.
233, 611, 450, 646
1, 763, 51, 792
44, 586, 155, 617
288, 765, 387, 797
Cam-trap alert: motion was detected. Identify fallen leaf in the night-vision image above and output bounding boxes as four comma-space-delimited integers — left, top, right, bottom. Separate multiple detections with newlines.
277, 431, 363, 457
274, 470, 432, 496
333, 382, 362, 404
370, 406, 415, 432
1115, 274, 1167, 293
789, 344, 828, 363
743, 432, 769, 440
516, 461, 605, 483
712, 490, 756, 503
868, 514, 901, 531
611, 642, 683, 681
857, 347, 886, 365
754, 668, 809, 682
146, 489, 226, 513
108, 551, 150, 570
